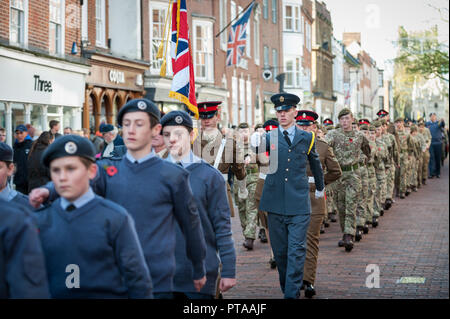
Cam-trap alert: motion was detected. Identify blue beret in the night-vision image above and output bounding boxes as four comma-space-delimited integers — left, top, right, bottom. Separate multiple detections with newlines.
41, 135, 96, 167
15, 124, 27, 132
0, 142, 13, 162
117, 98, 161, 126
99, 123, 115, 133
271, 93, 300, 111
161, 110, 193, 129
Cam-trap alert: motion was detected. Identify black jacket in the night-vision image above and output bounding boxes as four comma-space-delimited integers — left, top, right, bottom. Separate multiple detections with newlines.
27, 143, 51, 192
13, 138, 33, 187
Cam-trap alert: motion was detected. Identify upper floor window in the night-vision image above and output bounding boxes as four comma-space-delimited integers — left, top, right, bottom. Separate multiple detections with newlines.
254, 14, 260, 65
193, 20, 214, 82
150, 2, 169, 73
285, 57, 301, 88
305, 22, 311, 51
219, 0, 227, 50
263, 45, 269, 69
96, 0, 106, 47
49, 0, 63, 55
284, 5, 300, 32
263, 0, 268, 19
271, 0, 277, 24
10, 0, 26, 45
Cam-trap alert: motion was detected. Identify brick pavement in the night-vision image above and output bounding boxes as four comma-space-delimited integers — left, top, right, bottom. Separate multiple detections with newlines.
223, 161, 449, 299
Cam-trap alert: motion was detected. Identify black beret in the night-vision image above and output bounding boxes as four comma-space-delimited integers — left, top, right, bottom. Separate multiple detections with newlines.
359, 124, 369, 131
338, 108, 352, 119
263, 119, 279, 131
41, 135, 96, 167
99, 123, 115, 133
0, 142, 13, 162
394, 117, 404, 123
160, 110, 193, 129
271, 93, 300, 111
238, 122, 249, 129
117, 98, 160, 126
373, 121, 382, 128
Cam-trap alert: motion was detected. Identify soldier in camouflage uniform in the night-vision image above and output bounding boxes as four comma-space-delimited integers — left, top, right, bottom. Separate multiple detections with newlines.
409, 124, 423, 192
418, 119, 432, 185
355, 119, 371, 240
414, 125, 426, 188
322, 119, 337, 223
361, 124, 379, 227
325, 108, 371, 252
373, 121, 388, 219
394, 118, 414, 198
234, 123, 259, 250
404, 122, 414, 195
381, 119, 398, 209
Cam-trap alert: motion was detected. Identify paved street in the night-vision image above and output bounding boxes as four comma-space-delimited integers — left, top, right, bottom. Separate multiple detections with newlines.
223, 161, 449, 299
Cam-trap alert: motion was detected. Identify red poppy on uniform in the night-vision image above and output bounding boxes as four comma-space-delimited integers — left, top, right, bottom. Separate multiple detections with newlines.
106, 166, 118, 177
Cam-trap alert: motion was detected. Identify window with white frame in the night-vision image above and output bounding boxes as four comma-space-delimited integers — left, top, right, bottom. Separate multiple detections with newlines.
232, 76, 238, 126
220, 0, 227, 50
285, 57, 301, 88
246, 80, 252, 125
272, 49, 278, 83
230, 1, 237, 21
239, 78, 245, 122
263, 0, 268, 19
263, 45, 269, 69
10, 0, 26, 45
81, 0, 88, 41
305, 22, 311, 51
254, 14, 260, 65
95, 0, 106, 47
272, 0, 277, 24
284, 5, 300, 32
193, 20, 214, 82
49, 0, 63, 55
150, 2, 170, 72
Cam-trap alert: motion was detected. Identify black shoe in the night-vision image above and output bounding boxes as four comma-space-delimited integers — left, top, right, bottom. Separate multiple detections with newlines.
330, 212, 337, 222
372, 217, 378, 228
422, 179, 427, 185
385, 199, 392, 210
344, 234, 354, 252
363, 224, 369, 234
269, 258, 277, 269
303, 281, 316, 299
320, 223, 325, 234
412, 186, 417, 192
338, 235, 345, 247
405, 191, 410, 196
258, 228, 268, 243
243, 238, 254, 250
380, 209, 384, 216
355, 227, 363, 242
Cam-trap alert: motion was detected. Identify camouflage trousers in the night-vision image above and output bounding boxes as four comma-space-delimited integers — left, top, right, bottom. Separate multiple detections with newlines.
374, 166, 386, 217
335, 170, 361, 236
409, 156, 418, 187
385, 164, 395, 200
399, 153, 409, 195
417, 154, 423, 186
356, 166, 369, 227
366, 165, 377, 221
422, 151, 430, 180
235, 173, 259, 240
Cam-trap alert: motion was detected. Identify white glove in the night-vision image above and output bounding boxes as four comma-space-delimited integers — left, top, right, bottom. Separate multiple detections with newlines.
315, 189, 325, 199
250, 132, 261, 148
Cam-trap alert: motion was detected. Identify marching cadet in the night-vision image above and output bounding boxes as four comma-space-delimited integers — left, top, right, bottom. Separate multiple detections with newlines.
404, 122, 414, 195
381, 119, 398, 209
234, 122, 259, 250
252, 93, 325, 299
373, 121, 388, 219
418, 119, 432, 185
35, 135, 153, 298
0, 142, 33, 209
1, 199, 50, 298
193, 101, 247, 222
296, 110, 341, 299
414, 124, 426, 188
355, 119, 371, 240
322, 118, 337, 224
360, 124, 379, 227
325, 108, 371, 252
160, 110, 236, 299
29, 98, 207, 299
394, 118, 414, 199
253, 119, 279, 269
409, 124, 422, 192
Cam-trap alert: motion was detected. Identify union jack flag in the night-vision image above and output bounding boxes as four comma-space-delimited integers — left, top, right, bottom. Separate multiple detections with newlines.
169, 0, 198, 118
226, 2, 255, 66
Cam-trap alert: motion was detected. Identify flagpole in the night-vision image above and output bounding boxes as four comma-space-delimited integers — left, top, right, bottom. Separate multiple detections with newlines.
215, 0, 255, 38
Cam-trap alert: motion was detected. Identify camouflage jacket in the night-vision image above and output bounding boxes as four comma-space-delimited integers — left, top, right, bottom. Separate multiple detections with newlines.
325, 128, 371, 167
374, 137, 388, 171
397, 130, 414, 155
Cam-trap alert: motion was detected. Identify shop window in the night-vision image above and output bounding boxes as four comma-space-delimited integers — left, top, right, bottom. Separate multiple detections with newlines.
49, 0, 64, 55
30, 105, 42, 132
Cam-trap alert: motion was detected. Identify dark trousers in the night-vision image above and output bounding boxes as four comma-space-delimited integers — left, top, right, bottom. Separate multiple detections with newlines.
268, 212, 310, 299
429, 143, 443, 177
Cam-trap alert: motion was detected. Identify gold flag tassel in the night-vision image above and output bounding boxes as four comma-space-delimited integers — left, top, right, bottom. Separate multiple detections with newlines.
159, 1, 172, 77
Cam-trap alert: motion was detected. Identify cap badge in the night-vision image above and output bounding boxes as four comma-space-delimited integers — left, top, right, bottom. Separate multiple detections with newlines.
137, 101, 147, 110
175, 116, 183, 124
279, 96, 285, 103
302, 113, 306, 118
65, 141, 77, 154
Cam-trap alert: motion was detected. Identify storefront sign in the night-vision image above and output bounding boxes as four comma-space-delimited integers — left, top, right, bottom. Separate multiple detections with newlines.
34, 75, 53, 92
109, 69, 125, 84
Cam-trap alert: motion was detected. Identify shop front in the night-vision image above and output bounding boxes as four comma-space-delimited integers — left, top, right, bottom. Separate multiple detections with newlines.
82, 52, 149, 131
0, 45, 89, 145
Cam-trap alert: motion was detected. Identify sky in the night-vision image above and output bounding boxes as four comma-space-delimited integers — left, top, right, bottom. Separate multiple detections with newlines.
324, 0, 449, 79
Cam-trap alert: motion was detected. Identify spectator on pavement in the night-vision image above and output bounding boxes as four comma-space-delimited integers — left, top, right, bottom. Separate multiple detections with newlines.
426, 113, 445, 178
13, 125, 33, 194
27, 131, 54, 193
0, 128, 6, 143
49, 120, 62, 139
63, 127, 73, 135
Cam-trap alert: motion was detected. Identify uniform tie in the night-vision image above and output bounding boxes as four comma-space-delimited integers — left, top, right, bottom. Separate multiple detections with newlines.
283, 130, 292, 147
66, 204, 76, 212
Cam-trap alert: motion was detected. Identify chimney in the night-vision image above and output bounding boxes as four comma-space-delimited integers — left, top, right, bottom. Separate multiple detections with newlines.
343, 32, 361, 47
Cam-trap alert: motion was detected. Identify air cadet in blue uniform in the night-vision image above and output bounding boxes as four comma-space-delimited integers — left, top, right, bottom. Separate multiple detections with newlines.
35, 135, 153, 298
160, 110, 236, 299
30, 99, 207, 299
0, 200, 50, 298
0, 142, 33, 209
253, 93, 325, 299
